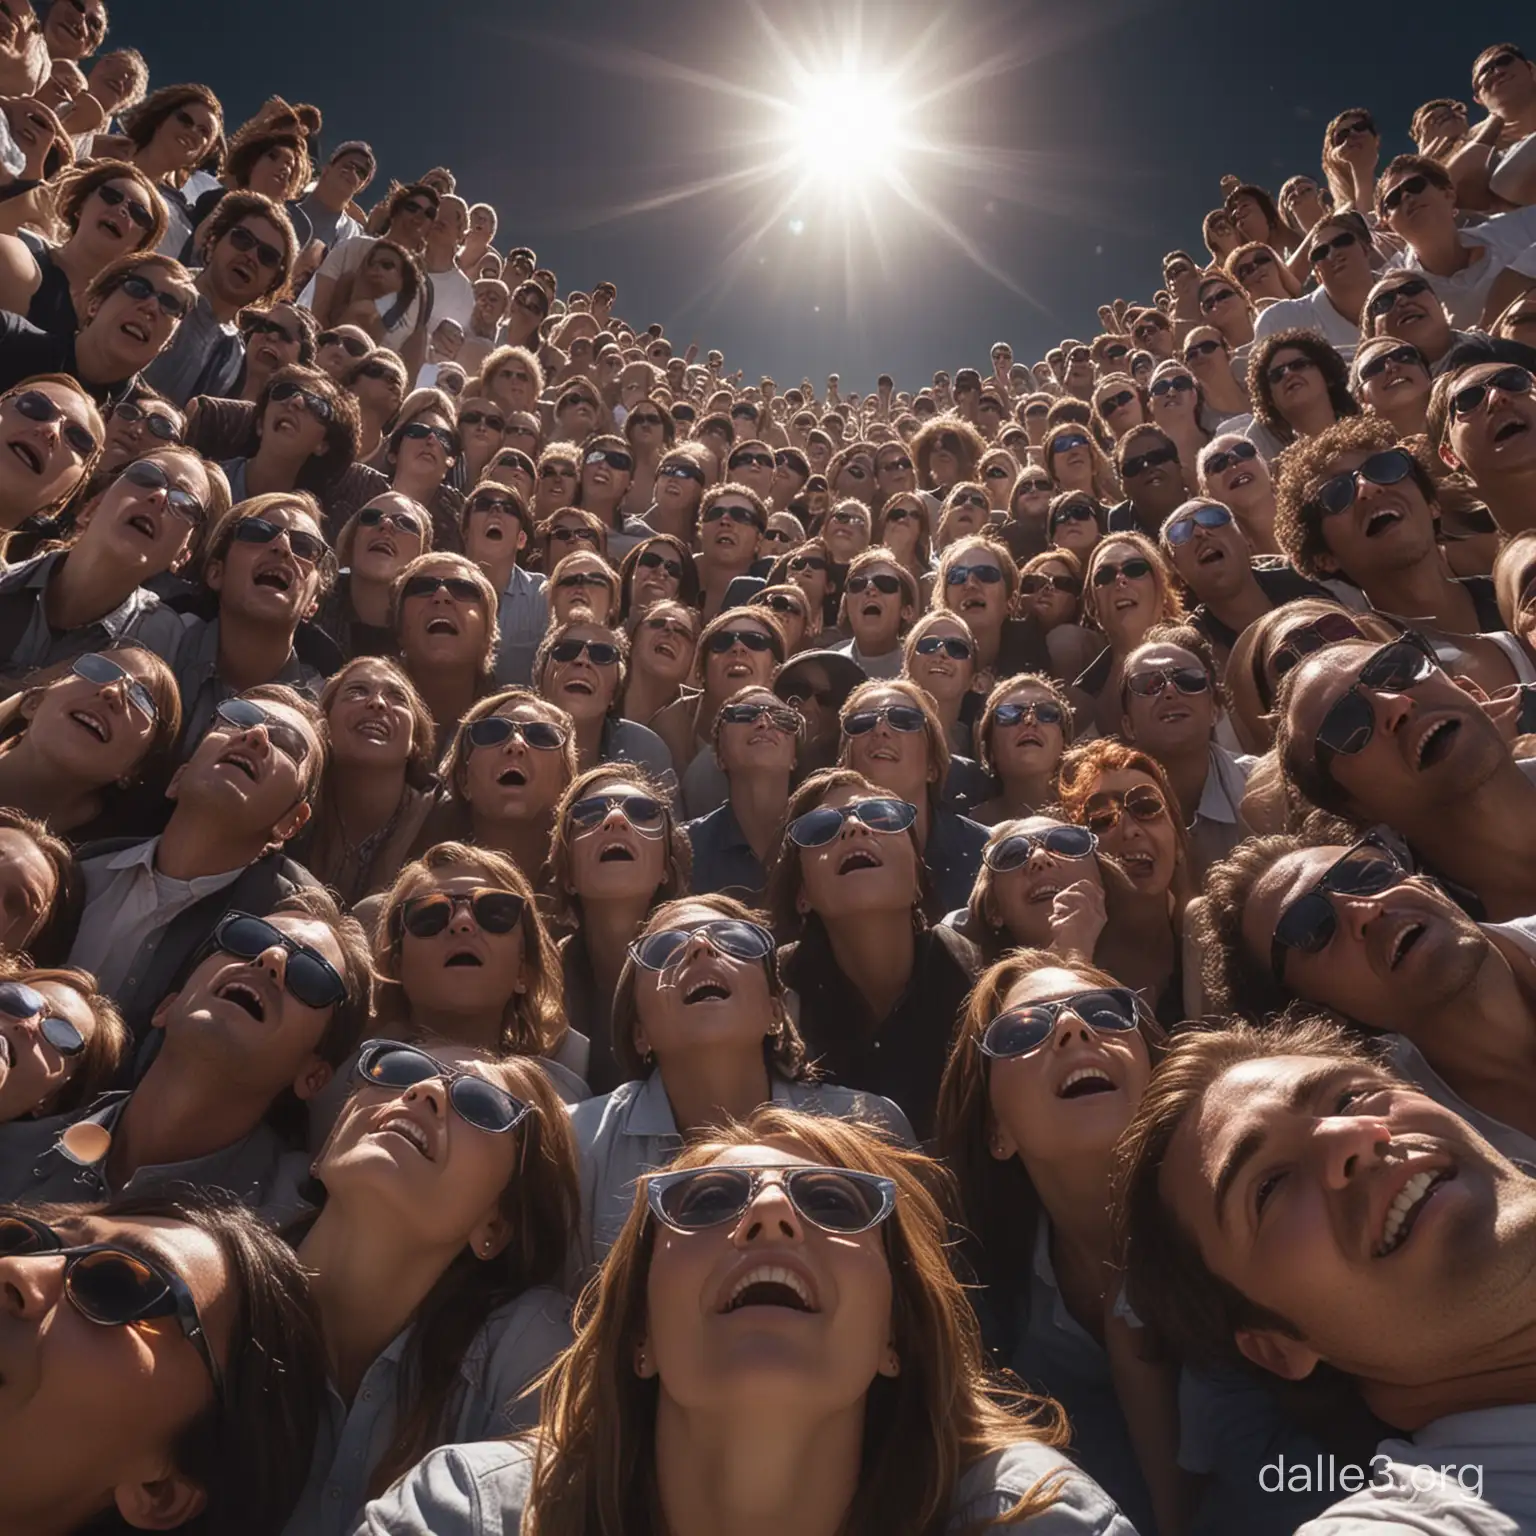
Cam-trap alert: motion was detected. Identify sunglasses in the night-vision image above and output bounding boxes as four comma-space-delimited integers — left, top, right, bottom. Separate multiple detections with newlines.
1150, 375, 1196, 398
760, 527, 795, 545
550, 637, 620, 666
10, 388, 97, 457
1025, 404, 1050, 418
1184, 339, 1224, 364
984, 824, 1095, 872
568, 792, 666, 833
1016, 479, 1053, 495
211, 911, 348, 1010
1476, 50, 1521, 87
879, 454, 913, 471
1381, 174, 1431, 214
403, 574, 482, 604
115, 271, 190, 320
556, 571, 611, 593
70, 651, 157, 722
788, 554, 827, 572
466, 714, 567, 751
213, 698, 311, 765
1122, 444, 1178, 478
1199, 288, 1239, 311
232, 515, 326, 565
319, 330, 371, 357
646, 1164, 896, 1235
914, 634, 973, 659
1267, 356, 1316, 386
1270, 837, 1406, 983
844, 704, 925, 737
585, 448, 633, 472
730, 451, 775, 471
269, 380, 333, 422
629, 413, 663, 428
659, 460, 705, 483
671, 405, 697, 423
1309, 230, 1359, 265
459, 410, 505, 432
703, 503, 762, 528
1313, 635, 1438, 776
637, 550, 684, 579
1092, 556, 1153, 586
707, 627, 775, 654
1127, 665, 1209, 698
789, 795, 917, 847
1233, 252, 1275, 283
0, 1215, 222, 1401
1357, 344, 1424, 383
226, 224, 283, 269
984, 464, 1012, 479
720, 700, 801, 732
630, 918, 775, 972
1331, 119, 1375, 146
91, 179, 156, 233
1051, 433, 1091, 453
120, 457, 204, 523
1050, 503, 1098, 530
1098, 389, 1136, 414
243, 315, 298, 348
1308, 448, 1416, 517
398, 200, 434, 219
0, 980, 86, 1054
1364, 277, 1432, 320
944, 562, 1003, 586
111, 400, 181, 441
1082, 784, 1167, 833
400, 421, 458, 454
994, 699, 1065, 727
397, 888, 526, 940
1165, 504, 1233, 545
354, 1039, 532, 1133
830, 507, 870, 524
1264, 612, 1365, 704
979, 987, 1141, 1059
356, 361, 401, 384
1202, 441, 1257, 476
465, 493, 518, 518
846, 572, 901, 596
1449, 366, 1533, 419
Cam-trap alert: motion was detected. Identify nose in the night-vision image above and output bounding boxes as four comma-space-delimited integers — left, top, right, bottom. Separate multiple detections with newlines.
729, 1175, 805, 1247
252, 941, 289, 985
1051, 1011, 1097, 1048
401, 1076, 447, 1115
237, 724, 274, 760
1313, 1113, 1393, 1189
0, 1250, 65, 1321
1373, 691, 1415, 737
1024, 843, 1056, 874
1334, 890, 1388, 943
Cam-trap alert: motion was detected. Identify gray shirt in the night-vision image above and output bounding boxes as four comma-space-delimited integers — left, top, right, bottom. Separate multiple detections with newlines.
568, 1071, 913, 1277
833, 636, 903, 679
142, 285, 244, 407
350, 1436, 1140, 1535
1187, 744, 1257, 883
283, 1288, 572, 1536
491, 565, 549, 688
173, 615, 327, 753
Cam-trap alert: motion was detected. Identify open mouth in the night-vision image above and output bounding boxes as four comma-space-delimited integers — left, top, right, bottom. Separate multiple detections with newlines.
1196, 545, 1223, 565
216, 980, 266, 1021
837, 848, 881, 874
1120, 851, 1155, 879
1364, 506, 1404, 537
1413, 717, 1459, 768
354, 719, 392, 743
1056, 1066, 1116, 1099
69, 709, 109, 742
254, 567, 293, 591
652, 639, 678, 660
444, 950, 482, 967
1376, 1167, 1451, 1257
0, 1031, 10, 1068
230, 260, 256, 287
483, 523, 504, 540
98, 217, 125, 240
1387, 919, 1426, 970
598, 841, 635, 863
375, 1110, 433, 1160
218, 750, 260, 781
497, 764, 528, 787
861, 602, 882, 618
8, 440, 42, 474
425, 616, 460, 635
721, 1266, 817, 1314
120, 321, 151, 344
562, 677, 594, 696
1493, 418, 1528, 445
683, 980, 731, 1004
1027, 881, 1063, 906
960, 595, 986, 612
126, 510, 158, 539
1156, 705, 1191, 723
1113, 596, 1138, 612
1229, 470, 1254, 488
367, 537, 396, 556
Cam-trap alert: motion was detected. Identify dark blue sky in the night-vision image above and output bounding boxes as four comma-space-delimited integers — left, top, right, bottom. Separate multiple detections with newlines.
131, 0, 1517, 390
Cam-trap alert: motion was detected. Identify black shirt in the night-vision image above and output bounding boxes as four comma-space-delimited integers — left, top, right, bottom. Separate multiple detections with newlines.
1189, 558, 1333, 652
781, 918, 980, 1140
0, 311, 138, 404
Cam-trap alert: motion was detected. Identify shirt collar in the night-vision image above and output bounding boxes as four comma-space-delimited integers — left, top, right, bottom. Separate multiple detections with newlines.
623, 1072, 681, 1139
1195, 744, 1249, 826
104, 836, 160, 873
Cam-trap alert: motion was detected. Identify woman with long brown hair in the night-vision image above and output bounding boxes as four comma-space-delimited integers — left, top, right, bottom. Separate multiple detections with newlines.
357, 1106, 1135, 1536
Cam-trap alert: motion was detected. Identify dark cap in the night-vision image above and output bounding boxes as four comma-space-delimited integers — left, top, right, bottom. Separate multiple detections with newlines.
773, 649, 867, 704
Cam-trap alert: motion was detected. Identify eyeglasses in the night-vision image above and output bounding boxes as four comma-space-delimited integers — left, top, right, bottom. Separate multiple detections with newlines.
978, 988, 1141, 1059
0, 980, 87, 1053
211, 911, 348, 1010
729, 451, 774, 471
400, 421, 458, 454
1270, 838, 1406, 983
1016, 479, 1053, 495
846, 572, 901, 596
0, 1215, 223, 1403
354, 1039, 533, 1134
1122, 444, 1178, 478
629, 413, 664, 428
568, 791, 666, 833
788, 554, 827, 573
1150, 375, 1196, 398
1331, 119, 1375, 146
789, 796, 917, 847
636, 550, 684, 580
459, 410, 505, 432
1050, 433, 1091, 453
1126, 665, 1210, 698
630, 918, 775, 972
465, 493, 518, 519
1092, 556, 1153, 586
1357, 344, 1424, 384
1097, 389, 1136, 414
984, 824, 1095, 872
1476, 50, 1522, 88
319, 330, 370, 357
703, 503, 762, 528
1364, 277, 1432, 320
1308, 448, 1417, 518
1312, 635, 1438, 776
214, 698, 311, 766
110, 400, 181, 441
1233, 251, 1275, 283
119, 457, 205, 523
1309, 230, 1359, 265
646, 1164, 896, 1235
707, 627, 775, 654
268, 380, 333, 422
914, 634, 973, 659
994, 699, 1065, 727
226, 224, 283, 270
356, 361, 401, 386
397, 888, 526, 940
70, 651, 157, 723
1381, 174, 1431, 214
232, 515, 326, 565
1449, 366, 1534, 419
402, 575, 482, 609
944, 562, 1003, 586
760, 528, 796, 546
94, 179, 156, 232
844, 704, 926, 737
1184, 339, 1224, 363
1049, 503, 1098, 530
115, 272, 190, 320
659, 460, 705, 483
539, 463, 578, 482
879, 454, 913, 472
1266, 356, 1317, 387
1202, 441, 1257, 477
243, 315, 297, 346
718, 700, 802, 735
1082, 784, 1168, 832
1199, 288, 1239, 312
550, 637, 620, 666
466, 714, 567, 751
585, 448, 633, 472
830, 507, 870, 524
1264, 612, 1365, 704
1165, 504, 1233, 545
9, 389, 97, 457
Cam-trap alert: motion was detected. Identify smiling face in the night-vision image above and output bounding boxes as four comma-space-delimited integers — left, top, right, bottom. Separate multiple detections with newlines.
1089, 539, 1159, 646
1309, 447, 1437, 585
543, 622, 619, 722
1158, 1053, 1536, 1387
905, 616, 975, 704
1354, 344, 1430, 426
1087, 766, 1177, 896
1445, 364, 1536, 486
0, 976, 98, 1121
84, 446, 205, 579
170, 696, 316, 839
1310, 222, 1372, 297
22, 651, 161, 788
985, 819, 1103, 947
397, 865, 528, 1018
567, 777, 668, 903
327, 660, 416, 776
0, 830, 58, 958
1200, 432, 1271, 514
641, 1138, 895, 1419
0, 381, 97, 518
210, 503, 324, 630
149, 98, 218, 171
399, 560, 489, 674
351, 494, 426, 583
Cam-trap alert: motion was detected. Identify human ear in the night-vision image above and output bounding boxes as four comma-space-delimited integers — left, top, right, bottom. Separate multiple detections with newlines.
1235, 1327, 1321, 1381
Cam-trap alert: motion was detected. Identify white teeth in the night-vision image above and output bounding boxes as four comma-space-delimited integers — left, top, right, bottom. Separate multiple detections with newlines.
1059, 1066, 1113, 1093
1378, 1169, 1441, 1255
1029, 883, 1063, 904
726, 1264, 813, 1310
378, 1111, 431, 1158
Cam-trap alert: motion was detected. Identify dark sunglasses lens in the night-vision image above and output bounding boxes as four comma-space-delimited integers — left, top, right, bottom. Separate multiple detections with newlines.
982, 1009, 1053, 1057
635, 929, 691, 969
40, 1015, 86, 1056
401, 897, 452, 937
1075, 989, 1140, 1031
0, 1216, 49, 1255
67, 1249, 164, 1323
790, 806, 846, 846
1276, 894, 1336, 957
472, 892, 524, 933
659, 1168, 752, 1229
788, 1170, 884, 1231
449, 1075, 520, 1132
362, 1043, 436, 1090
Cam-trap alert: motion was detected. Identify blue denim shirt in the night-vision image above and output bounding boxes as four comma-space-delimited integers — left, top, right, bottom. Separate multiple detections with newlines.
684, 801, 766, 901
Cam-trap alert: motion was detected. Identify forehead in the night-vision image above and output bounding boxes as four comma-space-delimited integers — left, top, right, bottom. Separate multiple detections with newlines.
1094, 766, 1158, 797
1001, 964, 1092, 1009
710, 1140, 818, 1170
1286, 640, 1377, 728
922, 614, 970, 638
33, 977, 94, 1033
337, 659, 403, 692
1130, 643, 1200, 673
0, 827, 52, 883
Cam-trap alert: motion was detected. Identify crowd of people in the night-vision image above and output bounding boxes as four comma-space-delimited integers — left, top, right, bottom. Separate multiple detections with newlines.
0, 9, 1535, 1535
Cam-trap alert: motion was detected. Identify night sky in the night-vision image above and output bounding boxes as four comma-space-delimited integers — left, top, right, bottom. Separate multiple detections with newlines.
129, 0, 1518, 390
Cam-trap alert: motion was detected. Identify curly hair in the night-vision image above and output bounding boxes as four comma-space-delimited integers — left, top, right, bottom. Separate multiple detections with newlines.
1247, 328, 1360, 448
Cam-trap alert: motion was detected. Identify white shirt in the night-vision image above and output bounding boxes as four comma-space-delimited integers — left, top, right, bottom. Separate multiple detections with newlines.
1385, 208, 1536, 329
315, 236, 427, 353
69, 838, 244, 998
423, 261, 476, 335
1252, 284, 1361, 356
1187, 744, 1257, 879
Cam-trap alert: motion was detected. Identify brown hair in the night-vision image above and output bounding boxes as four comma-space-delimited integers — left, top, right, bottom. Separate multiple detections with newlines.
0, 807, 83, 966
389, 551, 502, 690
439, 687, 578, 811
974, 670, 1076, 775
202, 490, 338, 597
1081, 532, 1185, 632
319, 656, 437, 789
0, 957, 127, 1114
55, 159, 168, 251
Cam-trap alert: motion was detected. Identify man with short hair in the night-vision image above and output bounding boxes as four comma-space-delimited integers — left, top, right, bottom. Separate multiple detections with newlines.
145, 193, 296, 407
1433, 353, 1536, 536
725, 438, 775, 503
6, 887, 367, 1225
1449, 43, 1536, 212
625, 444, 708, 546
1361, 271, 1475, 374
696, 483, 766, 620
421, 193, 476, 337
578, 431, 636, 552
773, 650, 865, 778
459, 278, 509, 377
1110, 425, 1189, 536
1118, 1017, 1536, 1536
298, 141, 374, 255
68, 685, 327, 1035
952, 368, 981, 422
1196, 433, 1282, 554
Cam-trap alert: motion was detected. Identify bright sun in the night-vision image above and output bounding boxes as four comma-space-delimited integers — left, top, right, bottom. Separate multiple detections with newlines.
781, 71, 910, 185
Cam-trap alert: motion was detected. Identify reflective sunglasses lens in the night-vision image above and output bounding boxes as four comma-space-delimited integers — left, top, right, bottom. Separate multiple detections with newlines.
787, 1169, 886, 1231
41, 1016, 86, 1056
657, 1168, 754, 1229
